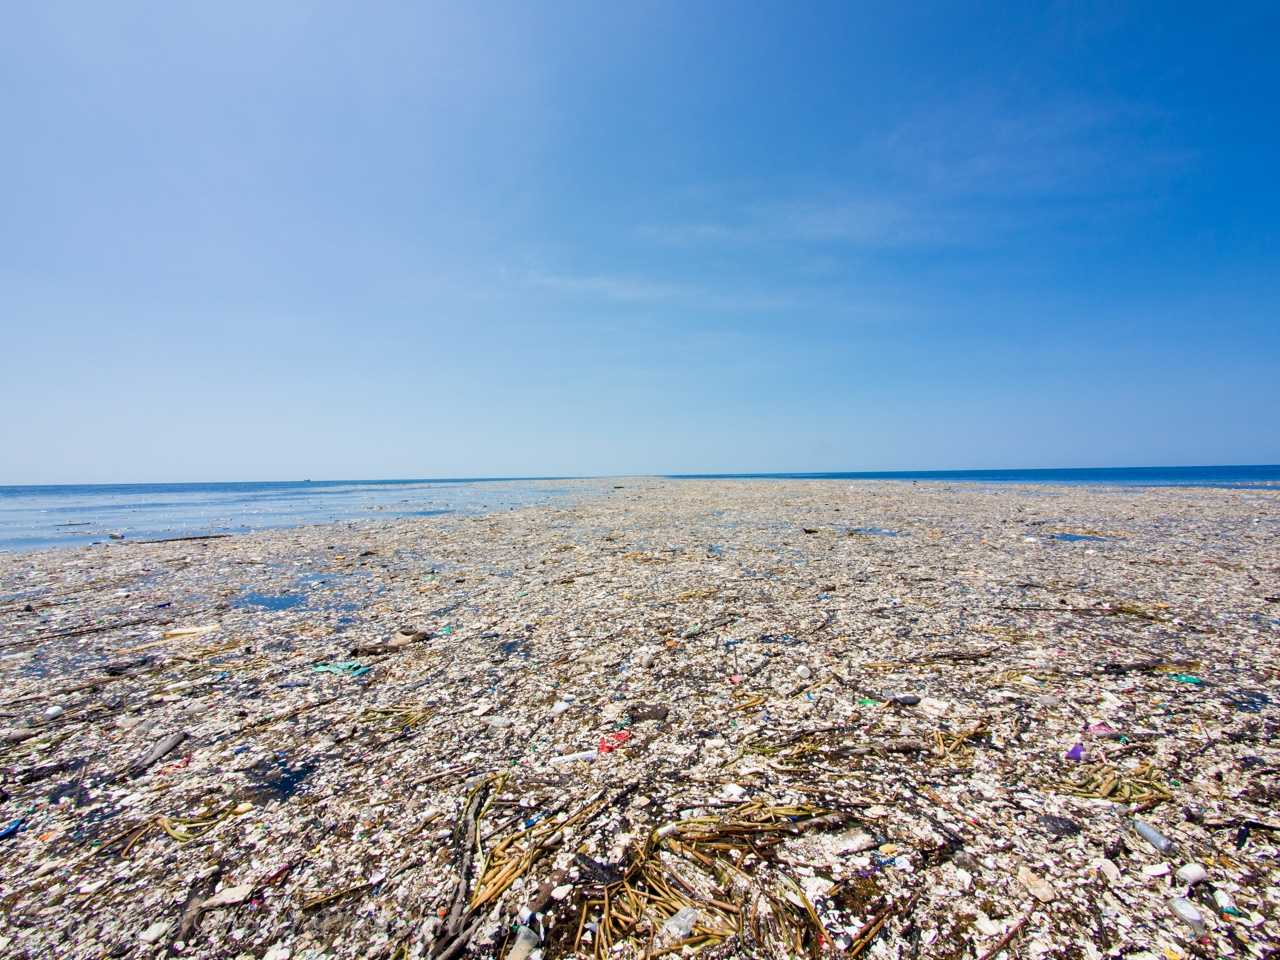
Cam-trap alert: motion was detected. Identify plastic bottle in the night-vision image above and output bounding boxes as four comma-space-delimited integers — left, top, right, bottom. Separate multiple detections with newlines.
1133, 819, 1174, 853
661, 907, 699, 940
549, 750, 597, 765
1176, 862, 1207, 885
1169, 898, 1205, 936
508, 924, 540, 960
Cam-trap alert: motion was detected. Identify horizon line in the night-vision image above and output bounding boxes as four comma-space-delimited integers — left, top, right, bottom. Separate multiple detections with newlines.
2, 462, 1279, 489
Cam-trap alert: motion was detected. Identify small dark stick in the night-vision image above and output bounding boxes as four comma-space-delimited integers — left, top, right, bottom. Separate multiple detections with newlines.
976, 914, 1029, 960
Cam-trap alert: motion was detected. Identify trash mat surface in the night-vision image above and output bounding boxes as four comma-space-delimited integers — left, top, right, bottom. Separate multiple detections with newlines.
0, 477, 1277, 959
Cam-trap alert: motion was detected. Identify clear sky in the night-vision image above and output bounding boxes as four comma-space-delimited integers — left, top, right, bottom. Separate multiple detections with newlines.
2, 2, 1277, 482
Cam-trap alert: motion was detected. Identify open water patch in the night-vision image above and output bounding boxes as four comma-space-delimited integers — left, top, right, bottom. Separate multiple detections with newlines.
245, 754, 317, 802
234, 592, 307, 612
497, 636, 530, 660
1226, 690, 1271, 713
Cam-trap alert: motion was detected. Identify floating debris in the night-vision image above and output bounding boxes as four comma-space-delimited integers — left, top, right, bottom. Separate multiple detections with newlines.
0, 477, 1276, 958
1056, 762, 1175, 806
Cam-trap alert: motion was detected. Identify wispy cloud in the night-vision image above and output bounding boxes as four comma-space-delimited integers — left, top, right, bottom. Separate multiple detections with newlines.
638, 194, 997, 253
638, 198, 969, 249
639, 94, 1191, 253
872, 94, 1188, 196
527, 95, 1194, 314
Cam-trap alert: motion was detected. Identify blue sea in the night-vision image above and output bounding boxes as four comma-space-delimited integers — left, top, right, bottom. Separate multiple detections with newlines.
673, 465, 1280, 488
1, 465, 1276, 553
0, 477, 575, 552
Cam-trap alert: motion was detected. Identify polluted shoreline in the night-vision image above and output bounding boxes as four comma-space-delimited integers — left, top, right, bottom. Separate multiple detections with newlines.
0, 477, 1277, 959
0, 478, 586, 553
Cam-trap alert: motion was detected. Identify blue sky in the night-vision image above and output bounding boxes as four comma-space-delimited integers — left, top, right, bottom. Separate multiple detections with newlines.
2, 2, 1277, 482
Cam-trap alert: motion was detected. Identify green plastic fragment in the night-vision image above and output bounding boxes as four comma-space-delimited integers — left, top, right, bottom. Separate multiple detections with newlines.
1169, 673, 1203, 685
312, 660, 371, 677
857, 697, 882, 706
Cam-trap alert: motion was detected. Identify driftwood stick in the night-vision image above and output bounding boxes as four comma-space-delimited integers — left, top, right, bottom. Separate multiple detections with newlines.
435, 914, 485, 960
137, 534, 233, 544
1, 617, 164, 651
433, 778, 492, 957
976, 914, 1029, 960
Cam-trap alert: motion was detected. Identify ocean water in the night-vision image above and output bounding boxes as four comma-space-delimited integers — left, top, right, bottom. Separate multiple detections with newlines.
672, 464, 1280, 488
0, 478, 574, 552
2, 465, 1276, 553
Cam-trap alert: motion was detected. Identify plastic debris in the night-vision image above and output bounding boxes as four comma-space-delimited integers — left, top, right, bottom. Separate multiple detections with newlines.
507, 924, 540, 960
547, 750, 596, 765
138, 920, 170, 944
626, 702, 669, 722
162, 625, 218, 640
200, 883, 254, 909
1175, 862, 1208, 886
1016, 865, 1056, 902
0, 477, 1277, 958
1039, 814, 1081, 837
1213, 887, 1243, 916
311, 660, 371, 677
1169, 897, 1206, 936
596, 730, 631, 753
660, 906, 699, 940
1134, 818, 1175, 854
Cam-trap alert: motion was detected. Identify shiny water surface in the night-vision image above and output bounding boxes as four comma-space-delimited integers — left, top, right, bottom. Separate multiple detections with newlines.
673, 464, 1280, 488
0, 477, 573, 552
